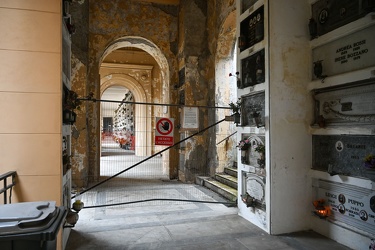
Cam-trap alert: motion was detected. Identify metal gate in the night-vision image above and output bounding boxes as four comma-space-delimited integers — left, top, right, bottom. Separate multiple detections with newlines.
73, 96, 236, 211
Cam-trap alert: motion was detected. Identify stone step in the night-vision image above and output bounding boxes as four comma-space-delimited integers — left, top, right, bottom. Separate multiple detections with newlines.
215, 173, 237, 189
224, 167, 237, 178
196, 176, 237, 202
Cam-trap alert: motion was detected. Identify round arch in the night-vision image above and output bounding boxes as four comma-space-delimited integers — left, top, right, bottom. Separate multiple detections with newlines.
97, 36, 171, 176
100, 36, 170, 107
100, 74, 149, 156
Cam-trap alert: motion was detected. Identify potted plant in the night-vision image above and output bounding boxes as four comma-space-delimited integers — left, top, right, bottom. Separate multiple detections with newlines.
63, 90, 81, 125
229, 99, 241, 125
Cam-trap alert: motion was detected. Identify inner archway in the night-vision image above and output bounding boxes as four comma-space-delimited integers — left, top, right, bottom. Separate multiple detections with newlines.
100, 74, 149, 157
98, 37, 172, 179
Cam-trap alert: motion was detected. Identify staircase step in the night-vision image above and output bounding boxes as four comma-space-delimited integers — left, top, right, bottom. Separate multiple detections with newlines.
224, 167, 237, 178
200, 177, 237, 202
215, 173, 237, 189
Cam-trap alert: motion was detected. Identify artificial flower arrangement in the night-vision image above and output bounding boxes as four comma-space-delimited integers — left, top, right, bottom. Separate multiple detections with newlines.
237, 137, 266, 167
237, 137, 251, 164
254, 144, 265, 154
237, 137, 250, 151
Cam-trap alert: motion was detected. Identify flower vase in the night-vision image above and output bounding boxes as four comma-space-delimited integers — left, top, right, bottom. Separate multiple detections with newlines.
241, 149, 249, 164
365, 168, 375, 181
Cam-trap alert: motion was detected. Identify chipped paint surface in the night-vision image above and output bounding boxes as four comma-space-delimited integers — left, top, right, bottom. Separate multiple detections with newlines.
83, 1, 179, 182
71, 54, 89, 187
70, 0, 237, 184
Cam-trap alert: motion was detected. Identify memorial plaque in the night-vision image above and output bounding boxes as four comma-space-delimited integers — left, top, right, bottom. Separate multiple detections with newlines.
312, 80, 375, 126
242, 172, 266, 210
241, 91, 265, 127
312, 25, 375, 79
312, 135, 375, 178
311, 0, 373, 38
239, 5, 264, 52
313, 179, 375, 235
247, 179, 264, 201
241, 49, 265, 88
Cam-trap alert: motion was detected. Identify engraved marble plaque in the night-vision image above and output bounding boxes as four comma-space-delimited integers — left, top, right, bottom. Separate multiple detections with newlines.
242, 172, 266, 210
312, 25, 375, 79
247, 179, 264, 201
313, 179, 375, 234
313, 81, 375, 127
311, 0, 372, 38
239, 5, 264, 52
312, 135, 375, 178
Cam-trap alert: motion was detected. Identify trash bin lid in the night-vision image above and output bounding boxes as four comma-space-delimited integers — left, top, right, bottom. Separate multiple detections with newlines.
0, 201, 58, 235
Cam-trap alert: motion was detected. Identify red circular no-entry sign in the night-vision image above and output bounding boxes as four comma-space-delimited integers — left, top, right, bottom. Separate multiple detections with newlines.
156, 118, 173, 136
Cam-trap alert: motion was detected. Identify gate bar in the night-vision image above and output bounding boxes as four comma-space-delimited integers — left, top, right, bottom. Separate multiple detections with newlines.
78, 97, 232, 110
216, 131, 237, 145
72, 117, 228, 199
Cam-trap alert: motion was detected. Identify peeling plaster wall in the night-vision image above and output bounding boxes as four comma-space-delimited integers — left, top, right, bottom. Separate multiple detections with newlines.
177, 1, 209, 181
70, 55, 89, 188
85, 0, 179, 183
206, 1, 236, 176
70, 0, 237, 185
177, 0, 236, 181
212, 9, 237, 174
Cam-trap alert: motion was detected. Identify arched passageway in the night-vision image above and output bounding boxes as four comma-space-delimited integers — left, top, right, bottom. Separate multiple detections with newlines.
96, 37, 172, 181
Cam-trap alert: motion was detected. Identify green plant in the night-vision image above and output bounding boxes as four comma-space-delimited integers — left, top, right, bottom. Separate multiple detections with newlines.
229, 99, 241, 114
254, 144, 265, 154
64, 90, 81, 111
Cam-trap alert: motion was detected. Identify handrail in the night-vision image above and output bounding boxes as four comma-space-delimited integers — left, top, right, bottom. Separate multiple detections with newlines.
216, 131, 237, 145
0, 171, 16, 204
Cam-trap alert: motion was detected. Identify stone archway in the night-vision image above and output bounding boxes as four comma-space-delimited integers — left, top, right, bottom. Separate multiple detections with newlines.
97, 36, 172, 177
100, 36, 170, 106
100, 74, 149, 156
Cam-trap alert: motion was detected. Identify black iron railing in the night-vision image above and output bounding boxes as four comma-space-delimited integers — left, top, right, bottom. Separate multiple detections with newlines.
0, 171, 16, 204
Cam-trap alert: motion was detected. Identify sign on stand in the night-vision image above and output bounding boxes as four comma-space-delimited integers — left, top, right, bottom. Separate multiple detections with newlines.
155, 117, 174, 146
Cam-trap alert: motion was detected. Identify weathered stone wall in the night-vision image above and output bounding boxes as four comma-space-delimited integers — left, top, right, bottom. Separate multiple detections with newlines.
177, 0, 236, 181
87, 0, 179, 183
69, 0, 90, 187
69, 0, 236, 185
208, 1, 236, 175
71, 55, 89, 187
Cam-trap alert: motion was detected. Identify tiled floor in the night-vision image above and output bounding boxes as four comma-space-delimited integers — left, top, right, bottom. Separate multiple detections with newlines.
66, 182, 351, 250
66, 142, 352, 249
